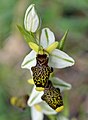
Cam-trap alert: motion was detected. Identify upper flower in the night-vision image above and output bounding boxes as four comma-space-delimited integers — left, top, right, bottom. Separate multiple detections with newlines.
24, 4, 39, 32
21, 28, 75, 71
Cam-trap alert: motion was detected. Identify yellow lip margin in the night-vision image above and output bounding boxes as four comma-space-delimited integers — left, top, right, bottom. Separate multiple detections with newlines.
55, 106, 64, 112
35, 87, 44, 91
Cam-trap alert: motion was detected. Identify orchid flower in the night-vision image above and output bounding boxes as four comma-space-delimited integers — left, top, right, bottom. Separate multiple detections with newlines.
28, 77, 72, 120
21, 28, 75, 72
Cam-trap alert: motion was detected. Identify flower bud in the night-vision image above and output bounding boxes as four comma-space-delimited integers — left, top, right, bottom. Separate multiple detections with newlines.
24, 4, 39, 32
10, 95, 29, 110
41, 80, 64, 112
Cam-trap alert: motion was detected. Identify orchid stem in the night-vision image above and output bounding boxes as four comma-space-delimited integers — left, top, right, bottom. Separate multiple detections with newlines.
48, 115, 57, 120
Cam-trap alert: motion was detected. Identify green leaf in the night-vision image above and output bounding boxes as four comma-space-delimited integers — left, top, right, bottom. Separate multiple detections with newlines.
59, 30, 68, 50
17, 25, 36, 44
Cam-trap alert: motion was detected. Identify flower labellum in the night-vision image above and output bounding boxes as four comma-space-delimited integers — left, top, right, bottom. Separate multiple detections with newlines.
24, 4, 39, 32
31, 54, 53, 91
41, 81, 64, 112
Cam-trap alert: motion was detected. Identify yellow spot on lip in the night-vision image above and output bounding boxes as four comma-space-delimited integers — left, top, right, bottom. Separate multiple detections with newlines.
34, 104, 42, 112
36, 87, 44, 91
55, 106, 64, 112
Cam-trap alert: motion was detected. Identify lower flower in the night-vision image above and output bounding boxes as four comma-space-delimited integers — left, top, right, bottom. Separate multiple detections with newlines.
41, 80, 64, 112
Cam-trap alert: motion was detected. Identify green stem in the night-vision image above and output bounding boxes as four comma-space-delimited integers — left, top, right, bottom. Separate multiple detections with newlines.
48, 115, 57, 120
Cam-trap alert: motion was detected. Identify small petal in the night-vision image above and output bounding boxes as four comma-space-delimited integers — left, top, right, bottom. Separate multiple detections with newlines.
40, 28, 55, 48
46, 42, 59, 54
31, 106, 43, 120
27, 85, 43, 106
21, 50, 36, 70
28, 42, 43, 53
48, 49, 75, 68
29, 42, 39, 53
39, 102, 57, 115
24, 4, 39, 32
50, 77, 72, 91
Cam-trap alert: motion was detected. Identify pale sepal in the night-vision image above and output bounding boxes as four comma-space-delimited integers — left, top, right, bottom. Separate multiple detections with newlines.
48, 49, 75, 68
50, 77, 72, 91
40, 28, 55, 48
39, 102, 57, 115
27, 85, 43, 106
31, 106, 43, 120
21, 50, 36, 70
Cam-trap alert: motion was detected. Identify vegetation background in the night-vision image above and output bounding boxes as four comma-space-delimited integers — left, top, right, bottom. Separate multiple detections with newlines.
0, 0, 88, 120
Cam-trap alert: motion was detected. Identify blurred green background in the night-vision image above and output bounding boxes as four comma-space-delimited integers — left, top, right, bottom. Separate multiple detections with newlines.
0, 0, 88, 120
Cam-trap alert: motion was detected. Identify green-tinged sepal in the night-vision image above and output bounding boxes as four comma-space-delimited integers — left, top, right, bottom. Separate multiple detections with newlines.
17, 25, 35, 43
59, 30, 68, 50
50, 77, 72, 91
46, 42, 59, 54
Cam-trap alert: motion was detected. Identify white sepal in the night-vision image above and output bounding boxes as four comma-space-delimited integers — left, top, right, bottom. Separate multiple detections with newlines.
39, 102, 57, 115
21, 50, 36, 71
40, 28, 55, 48
27, 85, 43, 106
48, 49, 75, 68
50, 77, 72, 91
31, 106, 43, 120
